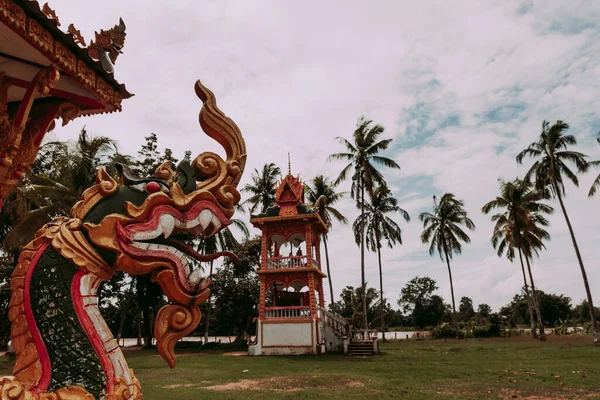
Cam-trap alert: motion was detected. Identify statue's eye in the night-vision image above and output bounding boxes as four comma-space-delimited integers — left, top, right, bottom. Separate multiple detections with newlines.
129, 181, 169, 194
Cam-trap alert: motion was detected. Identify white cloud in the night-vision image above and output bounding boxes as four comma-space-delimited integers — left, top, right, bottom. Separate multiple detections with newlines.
44, 0, 600, 312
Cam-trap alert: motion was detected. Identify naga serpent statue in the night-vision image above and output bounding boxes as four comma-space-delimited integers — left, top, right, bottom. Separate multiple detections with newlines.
0, 81, 247, 399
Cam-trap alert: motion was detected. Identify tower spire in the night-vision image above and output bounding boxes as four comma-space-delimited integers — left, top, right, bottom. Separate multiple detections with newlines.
288, 152, 291, 175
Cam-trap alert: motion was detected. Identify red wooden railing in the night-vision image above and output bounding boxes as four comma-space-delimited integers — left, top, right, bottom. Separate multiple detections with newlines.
266, 255, 319, 269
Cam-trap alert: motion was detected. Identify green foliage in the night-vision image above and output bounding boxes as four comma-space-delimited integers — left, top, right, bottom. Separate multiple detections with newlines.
352, 185, 409, 250
458, 296, 475, 322
209, 263, 260, 336
589, 134, 600, 197
2, 128, 119, 253
241, 163, 281, 214
500, 290, 573, 327
305, 175, 347, 305
398, 277, 450, 329
136, 133, 161, 176
330, 285, 380, 329
328, 116, 400, 198
420, 193, 475, 260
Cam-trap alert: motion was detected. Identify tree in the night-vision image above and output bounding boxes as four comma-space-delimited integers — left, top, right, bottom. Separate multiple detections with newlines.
573, 300, 600, 327
517, 120, 598, 342
328, 116, 400, 335
420, 193, 475, 337
209, 267, 260, 339
537, 291, 572, 327
197, 219, 249, 343
397, 277, 448, 329
241, 163, 281, 214
183, 151, 192, 164
136, 133, 161, 176
458, 297, 475, 322
2, 128, 117, 252
353, 185, 409, 340
305, 175, 348, 306
160, 148, 178, 166
482, 178, 553, 340
477, 304, 492, 319
331, 285, 380, 331
589, 135, 600, 197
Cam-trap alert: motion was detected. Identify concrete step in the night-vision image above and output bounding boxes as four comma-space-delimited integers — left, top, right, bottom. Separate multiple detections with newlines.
348, 339, 377, 356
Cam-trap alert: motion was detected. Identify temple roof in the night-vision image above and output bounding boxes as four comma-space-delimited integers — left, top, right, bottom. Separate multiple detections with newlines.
1, 0, 133, 114
275, 173, 305, 205
250, 172, 327, 233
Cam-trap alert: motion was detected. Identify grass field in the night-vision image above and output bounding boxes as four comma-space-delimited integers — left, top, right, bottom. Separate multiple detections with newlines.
1, 336, 599, 399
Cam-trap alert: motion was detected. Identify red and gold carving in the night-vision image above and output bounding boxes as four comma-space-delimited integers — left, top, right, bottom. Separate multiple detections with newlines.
2, 81, 242, 398
41, 3, 60, 26
27, 18, 54, 57
67, 24, 86, 46
0, 67, 64, 199
0, 0, 26, 33
76, 61, 95, 89
113, 92, 123, 108
95, 77, 113, 104
54, 42, 77, 75
265, 272, 309, 289
87, 19, 126, 65
154, 305, 202, 368
0, 0, 131, 117
191, 82, 247, 217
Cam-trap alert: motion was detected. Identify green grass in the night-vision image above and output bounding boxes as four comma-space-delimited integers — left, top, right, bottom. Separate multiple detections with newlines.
1, 336, 599, 399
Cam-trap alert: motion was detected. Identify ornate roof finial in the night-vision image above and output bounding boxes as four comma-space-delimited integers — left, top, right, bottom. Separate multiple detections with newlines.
42, 3, 60, 26
288, 152, 291, 175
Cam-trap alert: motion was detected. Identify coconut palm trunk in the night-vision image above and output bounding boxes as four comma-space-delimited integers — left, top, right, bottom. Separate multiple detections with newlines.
376, 240, 386, 341
442, 235, 459, 339
517, 248, 538, 338
517, 248, 538, 337
523, 255, 545, 341
323, 234, 335, 306
552, 182, 599, 341
360, 173, 368, 337
203, 260, 215, 344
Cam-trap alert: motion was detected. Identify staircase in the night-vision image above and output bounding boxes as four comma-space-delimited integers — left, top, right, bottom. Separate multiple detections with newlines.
348, 340, 377, 356
318, 307, 349, 352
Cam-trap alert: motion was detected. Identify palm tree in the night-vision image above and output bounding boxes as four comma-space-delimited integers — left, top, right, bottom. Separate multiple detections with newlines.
420, 193, 475, 338
353, 185, 409, 340
589, 135, 600, 197
305, 175, 348, 306
2, 128, 117, 252
241, 163, 281, 214
328, 116, 400, 335
482, 178, 554, 340
197, 218, 250, 344
517, 120, 598, 342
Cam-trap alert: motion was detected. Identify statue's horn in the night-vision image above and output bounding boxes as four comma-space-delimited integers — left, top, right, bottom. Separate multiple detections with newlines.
191, 80, 247, 217
117, 18, 126, 32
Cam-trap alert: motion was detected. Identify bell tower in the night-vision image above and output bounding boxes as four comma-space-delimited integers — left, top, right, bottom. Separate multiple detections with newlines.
248, 170, 329, 355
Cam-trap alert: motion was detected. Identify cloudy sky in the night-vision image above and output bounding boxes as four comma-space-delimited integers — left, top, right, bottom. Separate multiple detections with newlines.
46, 0, 600, 311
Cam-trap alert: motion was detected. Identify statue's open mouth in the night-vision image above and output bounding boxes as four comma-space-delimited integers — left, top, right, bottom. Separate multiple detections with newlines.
115, 200, 239, 294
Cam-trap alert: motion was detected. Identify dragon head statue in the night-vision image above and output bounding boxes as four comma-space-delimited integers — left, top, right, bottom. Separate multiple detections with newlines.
71, 80, 245, 367
87, 18, 127, 74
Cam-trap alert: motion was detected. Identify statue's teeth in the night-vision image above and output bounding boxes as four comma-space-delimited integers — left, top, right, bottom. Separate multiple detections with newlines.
160, 214, 176, 238
198, 209, 213, 231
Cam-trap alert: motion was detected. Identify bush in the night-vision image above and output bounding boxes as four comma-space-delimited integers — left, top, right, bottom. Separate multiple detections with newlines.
431, 315, 502, 339
431, 323, 460, 339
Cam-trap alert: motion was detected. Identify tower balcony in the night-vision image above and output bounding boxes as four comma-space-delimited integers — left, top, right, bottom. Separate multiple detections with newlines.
264, 306, 311, 319
266, 255, 319, 270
